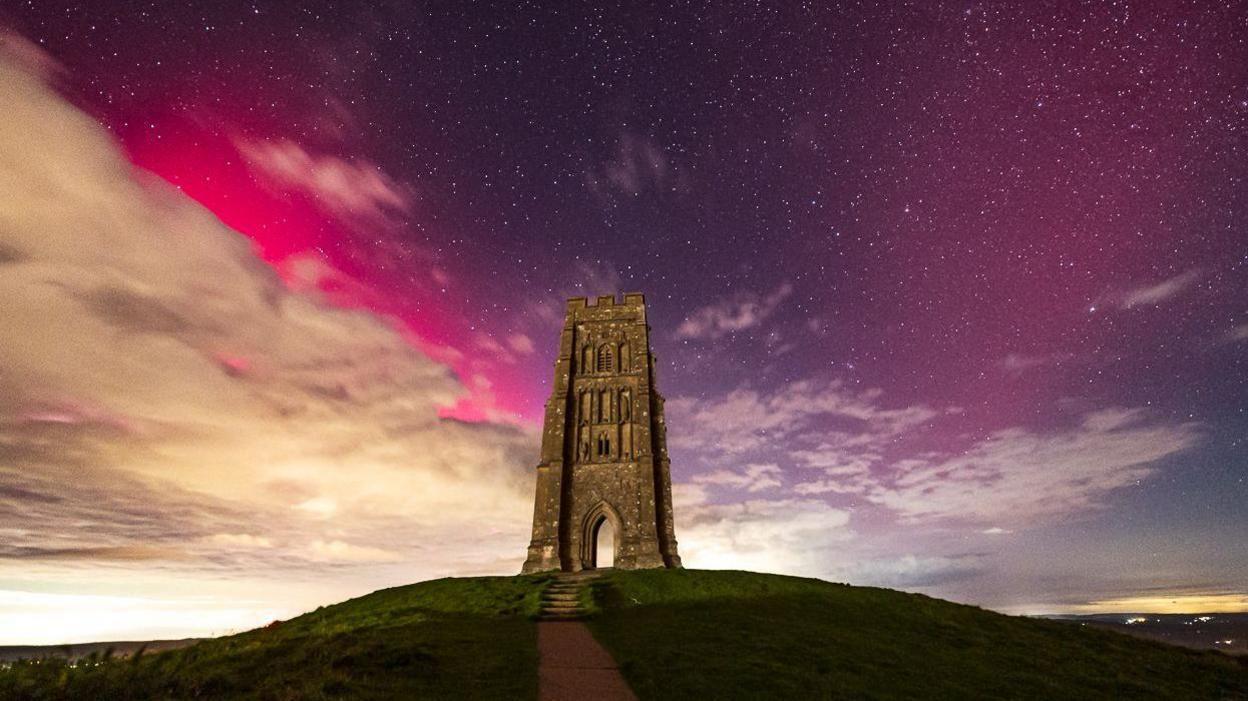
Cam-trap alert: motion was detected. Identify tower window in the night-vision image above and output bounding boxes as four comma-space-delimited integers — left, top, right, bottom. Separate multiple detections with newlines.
597, 345, 614, 372
596, 434, 612, 457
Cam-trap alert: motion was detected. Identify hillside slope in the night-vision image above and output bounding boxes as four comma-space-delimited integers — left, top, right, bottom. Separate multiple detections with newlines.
2, 569, 1246, 700
588, 570, 1248, 700
0, 575, 548, 700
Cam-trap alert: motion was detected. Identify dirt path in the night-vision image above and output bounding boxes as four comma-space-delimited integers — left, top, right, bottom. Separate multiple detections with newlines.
537, 621, 637, 701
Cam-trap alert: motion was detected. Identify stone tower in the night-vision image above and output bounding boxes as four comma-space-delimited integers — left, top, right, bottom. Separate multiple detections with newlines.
521, 293, 682, 573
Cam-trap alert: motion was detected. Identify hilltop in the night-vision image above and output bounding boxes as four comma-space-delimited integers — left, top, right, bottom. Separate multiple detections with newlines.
2, 570, 1246, 700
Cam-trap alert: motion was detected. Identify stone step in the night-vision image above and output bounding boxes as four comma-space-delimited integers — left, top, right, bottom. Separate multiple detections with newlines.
537, 571, 606, 621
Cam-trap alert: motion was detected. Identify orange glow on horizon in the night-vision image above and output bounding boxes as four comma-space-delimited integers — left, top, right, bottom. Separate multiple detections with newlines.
1065, 593, 1248, 615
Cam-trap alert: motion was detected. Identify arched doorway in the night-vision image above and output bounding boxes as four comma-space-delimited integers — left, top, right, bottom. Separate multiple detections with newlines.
591, 516, 615, 569
579, 501, 621, 570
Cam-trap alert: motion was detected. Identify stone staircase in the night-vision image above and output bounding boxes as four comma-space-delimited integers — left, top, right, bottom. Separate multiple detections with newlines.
538, 570, 605, 621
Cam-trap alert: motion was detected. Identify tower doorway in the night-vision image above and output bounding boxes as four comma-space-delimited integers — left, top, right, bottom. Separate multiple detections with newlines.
591, 516, 615, 569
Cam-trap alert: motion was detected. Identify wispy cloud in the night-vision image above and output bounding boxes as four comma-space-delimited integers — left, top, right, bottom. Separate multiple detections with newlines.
1000, 352, 1072, 373
1119, 269, 1201, 308
584, 132, 687, 201
668, 377, 939, 456
235, 137, 411, 225
675, 283, 794, 340
867, 407, 1200, 525
524, 261, 624, 328
507, 333, 536, 355
693, 463, 783, 492
674, 374, 1198, 531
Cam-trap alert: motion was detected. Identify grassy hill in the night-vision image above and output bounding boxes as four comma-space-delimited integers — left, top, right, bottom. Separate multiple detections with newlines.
0, 575, 548, 700
2, 569, 1246, 700
587, 570, 1248, 700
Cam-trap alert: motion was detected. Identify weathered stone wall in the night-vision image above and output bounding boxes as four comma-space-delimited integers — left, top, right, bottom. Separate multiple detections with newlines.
522, 293, 681, 573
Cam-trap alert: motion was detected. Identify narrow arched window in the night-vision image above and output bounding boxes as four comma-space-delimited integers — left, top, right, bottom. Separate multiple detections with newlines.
619, 343, 630, 371
597, 344, 614, 372
582, 345, 593, 374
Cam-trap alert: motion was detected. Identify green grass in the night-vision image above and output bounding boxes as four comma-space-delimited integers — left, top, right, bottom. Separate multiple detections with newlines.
0, 573, 550, 701
5, 569, 1247, 700
587, 569, 1248, 700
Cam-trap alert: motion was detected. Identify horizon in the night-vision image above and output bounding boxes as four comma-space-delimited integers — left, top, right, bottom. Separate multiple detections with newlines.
4, 569, 1248, 648
1, 2, 1245, 646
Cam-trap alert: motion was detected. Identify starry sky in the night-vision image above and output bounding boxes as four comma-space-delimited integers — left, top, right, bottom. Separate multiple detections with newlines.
0, 1, 1245, 644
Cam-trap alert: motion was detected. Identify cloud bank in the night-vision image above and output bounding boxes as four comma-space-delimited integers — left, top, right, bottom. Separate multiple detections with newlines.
0, 49, 537, 639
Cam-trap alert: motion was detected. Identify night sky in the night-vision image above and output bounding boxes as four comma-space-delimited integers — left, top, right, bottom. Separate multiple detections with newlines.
1, 1, 1245, 643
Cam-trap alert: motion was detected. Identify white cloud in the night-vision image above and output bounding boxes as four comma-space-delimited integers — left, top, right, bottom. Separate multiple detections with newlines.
868, 407, 1200, 525
205, 533, 274, 548
0, 51, 536, 614
672, 485, 981, 589
1120, 269, 1200, 308
235, 137, 410, 224
507, 333, 535, 355
675, 283, 794, 340
693, 463, 783, 492
668, 378, 938, 456
307, 539, 403, 563
674, 486, 850, 577
675, 373, 1201, 533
